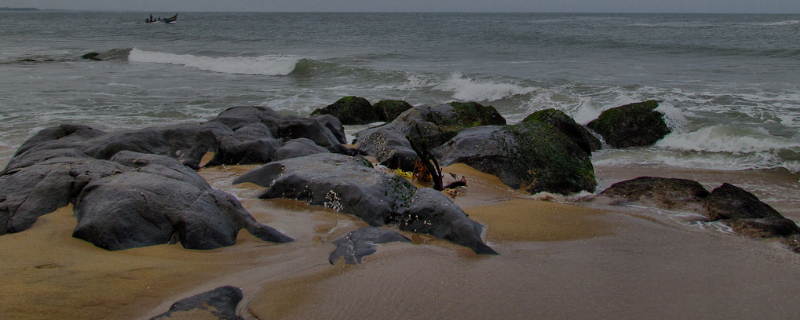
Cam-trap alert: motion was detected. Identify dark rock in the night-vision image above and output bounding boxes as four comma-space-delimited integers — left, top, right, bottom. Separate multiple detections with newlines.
72, 152, 293, 250
399, 188, 497, 255
234, 154, 495, 254
150, 286, 243, 320
704, 183, 786, 221
355, 102, 506, 171
234, 153, 414, 226
311, 96, 383, 125
724, 218, 800, 238
206, 123, 283, 166
328, 227, 411, 264
596, 177, 710, 211
207, 106, 282, 131
355, 126, 420, 171
274, 138, 329, 160
12, 122, 232, 170
312, 114, 348, 145
522, 108, 601, 154
587, 100, 671, 148
434, 121, 596, 195
81, 52, 101, 60
80, 49, 130, 61
276, 116, 349, 153
12, 124, 106, 158
374, 99, 414, 122
0, 157, 97, 235
0, 149, 292, 250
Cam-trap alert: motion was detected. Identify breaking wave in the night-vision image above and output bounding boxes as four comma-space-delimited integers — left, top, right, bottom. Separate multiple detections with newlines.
436, 72, 536, 102
128, 48, 300, 76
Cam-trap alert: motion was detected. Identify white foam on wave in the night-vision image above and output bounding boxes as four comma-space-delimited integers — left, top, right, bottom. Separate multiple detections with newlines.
656, 125, 800, 154
128, 48, 299, 76
436, 72, 535, 102
593, 148, 793, 172
750, 20, 800, 27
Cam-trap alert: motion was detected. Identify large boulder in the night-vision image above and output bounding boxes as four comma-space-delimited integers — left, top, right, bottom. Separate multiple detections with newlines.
704, 183, 800, 238
203, 107, 351, 165
311, 96, 384, 125
704, 183, 787, 221
587, 100, 671, 148
206, 123, 283, 166
0, 150, 292, 250
596, 177, 710, 211
207, 106, 282, 131
434, 121, 596, 195
399, 188, 497, 255
150, 286, 243, 320
328, 227, 411, 264
233, 153, 495, 254
522, 108, 601, 154
10, 122, 232, 170
233, 153, 414, 226
355, 102, 506, 171
0, 155, 99, 235
274, 138, 330, 160
595, 178, 800, 249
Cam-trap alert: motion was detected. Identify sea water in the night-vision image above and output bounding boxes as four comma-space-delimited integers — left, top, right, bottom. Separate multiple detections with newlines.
1, 12, 799, 174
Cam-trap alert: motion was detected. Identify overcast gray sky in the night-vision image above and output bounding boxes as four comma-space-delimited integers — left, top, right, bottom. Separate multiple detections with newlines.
2, 0, 800, 13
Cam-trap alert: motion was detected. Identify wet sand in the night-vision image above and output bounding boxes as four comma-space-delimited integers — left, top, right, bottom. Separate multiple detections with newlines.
2, 163, 800, 319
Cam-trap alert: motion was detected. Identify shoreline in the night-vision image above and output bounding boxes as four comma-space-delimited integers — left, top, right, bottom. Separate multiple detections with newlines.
2, 162, 800, 319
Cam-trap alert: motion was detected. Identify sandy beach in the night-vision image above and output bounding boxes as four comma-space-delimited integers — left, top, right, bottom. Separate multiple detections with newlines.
2, 160, 800, 320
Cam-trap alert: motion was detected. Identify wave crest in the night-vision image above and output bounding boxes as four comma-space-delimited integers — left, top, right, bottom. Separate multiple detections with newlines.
436, 72, 535, 102
128, 48, 299, 76
657, 125, 800, 154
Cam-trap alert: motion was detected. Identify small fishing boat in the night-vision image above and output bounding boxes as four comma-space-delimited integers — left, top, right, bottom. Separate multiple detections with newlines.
145, 14, 178, 24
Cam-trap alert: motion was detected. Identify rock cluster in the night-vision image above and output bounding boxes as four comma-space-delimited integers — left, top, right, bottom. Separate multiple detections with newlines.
310, 96, 414, 125
594, 177, 800, 251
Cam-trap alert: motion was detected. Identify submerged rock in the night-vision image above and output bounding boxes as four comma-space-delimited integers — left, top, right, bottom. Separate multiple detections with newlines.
587, 100, 671, 148
522, 108, 601, 154
434, 121, 596, 195
150, 285, 243, 320
329, 227, 411, 264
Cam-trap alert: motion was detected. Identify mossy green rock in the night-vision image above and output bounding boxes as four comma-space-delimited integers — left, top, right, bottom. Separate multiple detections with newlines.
587, 100, 670, 148
523, 109, 601, 154
447, 101, 506, 127
434, 121, 596, 195
311, 96, 383, 125
374, 99, 414, 122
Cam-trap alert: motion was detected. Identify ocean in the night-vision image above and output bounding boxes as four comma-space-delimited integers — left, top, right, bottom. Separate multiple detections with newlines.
1, 12, 799, 180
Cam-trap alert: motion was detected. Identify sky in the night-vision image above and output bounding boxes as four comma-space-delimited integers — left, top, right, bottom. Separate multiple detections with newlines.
2, 0, 800, 14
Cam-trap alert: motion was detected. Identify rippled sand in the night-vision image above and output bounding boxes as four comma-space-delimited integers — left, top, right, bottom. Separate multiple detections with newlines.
2, 163, 800, 320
